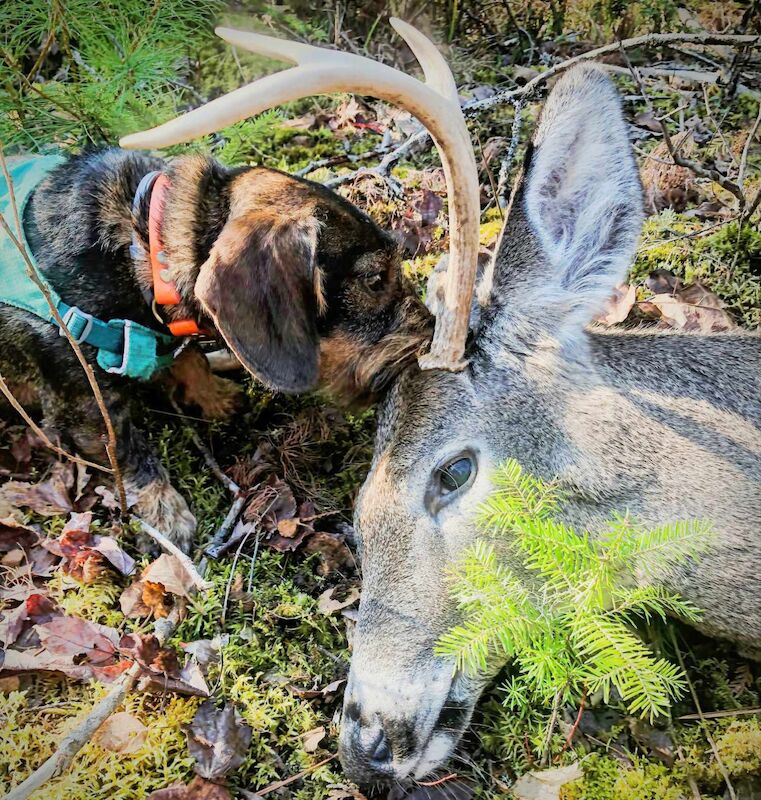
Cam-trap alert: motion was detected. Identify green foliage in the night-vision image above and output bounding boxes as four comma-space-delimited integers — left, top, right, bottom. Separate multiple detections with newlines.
436, 459, 712, 720
0, 0, 220, 148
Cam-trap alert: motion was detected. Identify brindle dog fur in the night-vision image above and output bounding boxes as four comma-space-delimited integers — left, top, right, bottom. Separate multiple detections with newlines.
0, 149, 430, 551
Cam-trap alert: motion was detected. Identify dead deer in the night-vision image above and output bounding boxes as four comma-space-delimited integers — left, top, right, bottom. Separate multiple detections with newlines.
339, 64, 761, 785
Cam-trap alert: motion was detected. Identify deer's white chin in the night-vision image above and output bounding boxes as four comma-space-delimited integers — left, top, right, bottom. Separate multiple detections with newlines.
411, 732, 460, 779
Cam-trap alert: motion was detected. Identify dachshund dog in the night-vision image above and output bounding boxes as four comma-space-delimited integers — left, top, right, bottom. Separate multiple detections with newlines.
0, 149, 431, 551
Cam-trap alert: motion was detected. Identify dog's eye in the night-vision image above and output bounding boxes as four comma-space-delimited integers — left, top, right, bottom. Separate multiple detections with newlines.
364, 273, 384, 292
426, 451, 477, 514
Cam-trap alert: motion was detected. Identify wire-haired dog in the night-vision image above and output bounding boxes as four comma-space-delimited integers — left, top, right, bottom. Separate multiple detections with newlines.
0, 149, 431, 551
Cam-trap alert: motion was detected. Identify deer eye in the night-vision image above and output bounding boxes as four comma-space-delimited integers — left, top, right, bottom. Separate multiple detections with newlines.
427, 451, 477, 514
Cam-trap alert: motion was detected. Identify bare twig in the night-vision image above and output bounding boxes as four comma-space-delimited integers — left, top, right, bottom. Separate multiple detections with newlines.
326, 32, 761, 189
619, 48, 747, 207
679, 706, 761, 721
168, 396, 240, 495
0, 145, 127, 511
203, 493, 248, 561
670, 629, 736, 800
253, 753, 338, 796
0, 371, 111, 473
738, 101, 761, 189
132, 516, 213, 593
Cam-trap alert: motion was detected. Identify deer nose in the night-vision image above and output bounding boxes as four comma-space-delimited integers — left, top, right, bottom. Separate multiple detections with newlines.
368, 728, 392, 765
339, 706, 396, 783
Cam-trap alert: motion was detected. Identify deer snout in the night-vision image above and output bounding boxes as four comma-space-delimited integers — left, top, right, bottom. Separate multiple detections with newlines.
339, 700, 399, 784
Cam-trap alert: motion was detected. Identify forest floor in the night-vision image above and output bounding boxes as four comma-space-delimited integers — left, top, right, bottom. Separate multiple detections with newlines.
2, 1, 761, 798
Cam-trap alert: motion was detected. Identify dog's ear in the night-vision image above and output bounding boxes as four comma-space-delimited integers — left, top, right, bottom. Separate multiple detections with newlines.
195, 211, 321, 393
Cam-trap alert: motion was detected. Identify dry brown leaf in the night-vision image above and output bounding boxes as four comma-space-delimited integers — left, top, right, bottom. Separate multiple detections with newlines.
277, 518, 300, 538
0, 463, 74, 516
301, 725, 326, 753
94, 711, 148, 754
143, 554, 194, 598
147, 775, 231, 800
36, 616, 120, 665
303, 532, 355, 576
186, 700, 252, 781
595, 284, 636, 326
511, 763, 583, 800
317, 586, 360, 616
0, 676, 20, 693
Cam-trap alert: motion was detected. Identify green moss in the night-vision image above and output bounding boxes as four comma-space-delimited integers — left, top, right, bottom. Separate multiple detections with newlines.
1, 686, 199, 799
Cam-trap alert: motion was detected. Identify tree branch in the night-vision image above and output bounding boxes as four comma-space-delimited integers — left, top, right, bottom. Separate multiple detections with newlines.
325, 32, 761, 189
619, 47, 747, 207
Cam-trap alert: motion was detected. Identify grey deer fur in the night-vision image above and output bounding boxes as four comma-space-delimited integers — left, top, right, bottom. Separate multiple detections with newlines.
337, 63, 761, 786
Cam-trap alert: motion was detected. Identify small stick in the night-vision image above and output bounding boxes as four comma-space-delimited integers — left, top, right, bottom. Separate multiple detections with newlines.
168, 397, 240, 495
0, 145, 127, 511
253, 753, 338, 796
330, 33, 761, 190
679, 706, 761, 721
202, 494, 247, 565
0, 371, 110, 473
738, 102, 761, 190
669, 629, 736, 800
556, 690, 586, 760
418, 773, 460, 787
619, 49, 746, 208
133, 517, 213, 593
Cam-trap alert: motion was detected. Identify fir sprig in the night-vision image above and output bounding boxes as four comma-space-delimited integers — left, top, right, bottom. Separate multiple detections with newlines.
436, 459, 712, 720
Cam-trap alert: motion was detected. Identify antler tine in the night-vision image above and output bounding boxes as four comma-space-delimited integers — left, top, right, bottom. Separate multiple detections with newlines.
119, 20, 480, 372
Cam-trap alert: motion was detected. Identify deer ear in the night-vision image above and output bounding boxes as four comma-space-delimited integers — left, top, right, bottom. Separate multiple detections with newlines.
478, 65, 643, 342
195, 211, 321, 393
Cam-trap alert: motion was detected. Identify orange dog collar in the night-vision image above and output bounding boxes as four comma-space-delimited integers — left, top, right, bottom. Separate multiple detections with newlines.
148, 174, 204, 337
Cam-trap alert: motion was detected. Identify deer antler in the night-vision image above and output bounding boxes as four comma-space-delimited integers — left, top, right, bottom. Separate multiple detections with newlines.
120, 18, 480, 371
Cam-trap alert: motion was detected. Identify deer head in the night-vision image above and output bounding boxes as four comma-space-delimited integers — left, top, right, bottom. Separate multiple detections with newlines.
340, 63, 761, 785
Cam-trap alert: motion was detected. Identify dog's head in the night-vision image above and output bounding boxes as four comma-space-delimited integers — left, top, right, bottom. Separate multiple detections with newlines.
163, 156, 432, 403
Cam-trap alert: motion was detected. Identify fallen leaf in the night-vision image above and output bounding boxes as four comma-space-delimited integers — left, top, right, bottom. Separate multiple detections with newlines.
0, 463, 74, 516
277, 517, 300, 538
317, 586, 360, 615
143, 554, 194, 599
36, 616, 120, 665
181, 636, 228, 672
595, 284, 636, 326
633, 110, 663, 133
92, 535, 135, 576
186, 701, 252, 781
0, 517, 40, 553
120, 579, 155, 618
302, 725, 326, 753
511, 763, 583, 800
0, 676, 20, 692
94, 712, 148, 754
304, 532, 355, 576
0, 590, 61, 646
41, 512, 135, 581
2, 646, 131, 684
147, 775, 231, 800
